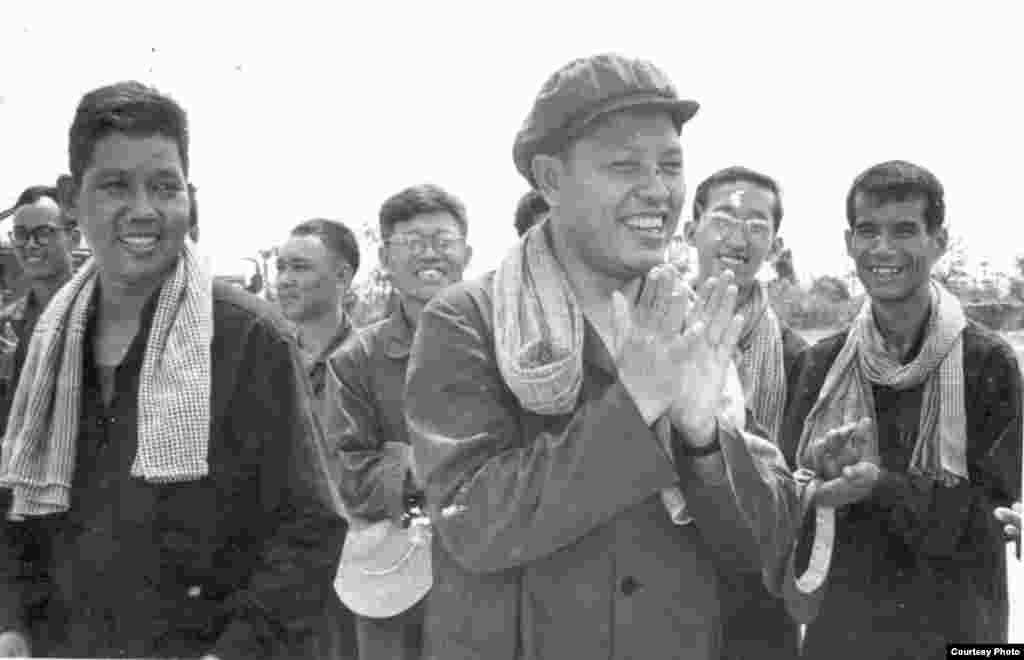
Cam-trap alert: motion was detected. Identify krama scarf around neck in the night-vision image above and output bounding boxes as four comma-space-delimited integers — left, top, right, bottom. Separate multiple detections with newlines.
0, 239, 213, 518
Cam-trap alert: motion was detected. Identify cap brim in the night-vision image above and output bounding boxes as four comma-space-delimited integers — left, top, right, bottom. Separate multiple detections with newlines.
569, 94, 700, 140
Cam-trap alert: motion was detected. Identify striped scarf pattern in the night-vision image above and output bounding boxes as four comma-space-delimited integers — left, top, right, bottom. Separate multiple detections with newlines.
734, 283, 787, 445
0, 240, 213, 517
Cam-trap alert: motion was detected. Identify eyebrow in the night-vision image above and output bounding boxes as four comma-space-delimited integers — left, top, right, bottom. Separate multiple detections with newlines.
707, 203, 769, 220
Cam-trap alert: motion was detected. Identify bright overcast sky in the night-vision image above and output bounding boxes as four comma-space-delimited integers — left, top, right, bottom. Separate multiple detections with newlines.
1, 1, 1021, 284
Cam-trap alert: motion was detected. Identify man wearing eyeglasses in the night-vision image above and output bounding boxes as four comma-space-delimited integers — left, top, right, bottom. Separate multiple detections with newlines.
0, 185, 80, 434
684, 167, 806, 660
324, 183, 472, 660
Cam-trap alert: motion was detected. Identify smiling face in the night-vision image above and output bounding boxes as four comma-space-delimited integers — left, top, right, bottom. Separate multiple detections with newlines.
542, 109, 685, 283
686, 181, 779, 288
276, 234, 351, 323
380, 211, 472, 304
12, 197, 77, 282
66, 133, 191, 293
845, 194, 946, 304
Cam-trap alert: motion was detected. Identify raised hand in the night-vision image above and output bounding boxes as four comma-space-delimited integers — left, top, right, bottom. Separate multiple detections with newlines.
666, 271, 745, 447
612, 264, 696, 426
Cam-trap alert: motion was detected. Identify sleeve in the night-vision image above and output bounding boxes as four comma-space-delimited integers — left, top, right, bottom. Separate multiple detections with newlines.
211, 322, 347, 660
673, 416, 801, 590
870, 340, 1022, 557
0, 512, 47, 640
405, 289, 681, 574
323, 344, 413, 523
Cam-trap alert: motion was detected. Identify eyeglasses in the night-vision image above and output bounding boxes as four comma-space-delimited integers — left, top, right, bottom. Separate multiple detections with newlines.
703, 212, 774, 242
9, 225, 64, 247
386, 232, 465, 256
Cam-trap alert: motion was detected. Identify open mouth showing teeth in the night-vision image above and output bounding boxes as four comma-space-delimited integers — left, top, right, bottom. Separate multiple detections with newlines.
870, 266, 904, 278
623, 215, 665, 233
120, 236, 160, 251
416, 269, 445, 283
719, 255, 748, 265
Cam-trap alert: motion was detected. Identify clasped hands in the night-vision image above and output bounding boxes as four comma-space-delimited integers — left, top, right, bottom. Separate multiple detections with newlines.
613, 264, 743, 449
802, 416, 882, 508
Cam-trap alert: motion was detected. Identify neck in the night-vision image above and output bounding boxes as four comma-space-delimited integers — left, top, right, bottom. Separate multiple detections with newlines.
549, 218, 638, 311
296, 306, 345, 357
870, 286, 932, 359
97, 272, 170, 323
29, 269, 71, 308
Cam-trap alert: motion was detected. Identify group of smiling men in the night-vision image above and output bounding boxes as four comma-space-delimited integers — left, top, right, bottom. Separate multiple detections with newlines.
0, 52, 1020, 660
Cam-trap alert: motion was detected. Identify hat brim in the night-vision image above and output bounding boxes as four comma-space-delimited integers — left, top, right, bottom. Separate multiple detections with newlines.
335, 519, 433, 619
567, 94, 700, 141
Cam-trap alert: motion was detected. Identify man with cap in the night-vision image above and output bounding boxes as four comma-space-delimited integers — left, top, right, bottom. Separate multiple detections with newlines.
405, 54, 801, 660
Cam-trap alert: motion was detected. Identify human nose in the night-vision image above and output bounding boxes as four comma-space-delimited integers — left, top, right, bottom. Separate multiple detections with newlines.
125, 186, 160, 220
634, 164, 672, 203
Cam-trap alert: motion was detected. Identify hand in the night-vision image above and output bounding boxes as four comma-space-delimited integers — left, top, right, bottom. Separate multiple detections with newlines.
804, 417, 874, 480
995, 502, 1022, 540
813, 461, 882, 508
666, 271, 744, 446
0, 631, 30, 657
613, 264, 697, 425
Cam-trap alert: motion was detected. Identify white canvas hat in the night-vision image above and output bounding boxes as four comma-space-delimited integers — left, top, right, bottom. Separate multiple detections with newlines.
335, 514, 433, 619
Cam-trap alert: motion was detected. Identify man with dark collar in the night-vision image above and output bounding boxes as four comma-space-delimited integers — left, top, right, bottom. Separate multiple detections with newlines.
275, 218, 361, 660
0, 81, 344, 659
324, 183, 472, 660
781, 161, 1022, 658
685, 166, 806, 659
0, 186, 79, 434
277, 219, 359, 411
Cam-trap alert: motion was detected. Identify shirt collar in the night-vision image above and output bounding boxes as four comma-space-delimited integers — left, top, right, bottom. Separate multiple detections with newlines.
380, 302, 415, 360
298, 314, 354, 368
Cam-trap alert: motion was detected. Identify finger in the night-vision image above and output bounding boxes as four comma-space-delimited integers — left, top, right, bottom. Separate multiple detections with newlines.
706, 281, 739, 346
718, 312, 745, 357
634, 270, 663, 329
688, 276, 717, 327
644, 266, 677, 334
610, 291, 632, 357
1005, 524, 1019, 539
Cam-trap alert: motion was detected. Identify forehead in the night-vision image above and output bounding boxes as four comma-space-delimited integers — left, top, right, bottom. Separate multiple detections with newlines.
704, 181, 775, 216
14, 198, 63, 227
278, 234, 333, 262
573, 109, 681, 154
852, 193, 928, 224
391, 211, 463, 235
84, 133, 184, 178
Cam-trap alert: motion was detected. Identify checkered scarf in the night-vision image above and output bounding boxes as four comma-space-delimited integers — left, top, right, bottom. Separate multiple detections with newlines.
0, 240, 213, 517
734, 283, 786, 445
795, 281, 968, 486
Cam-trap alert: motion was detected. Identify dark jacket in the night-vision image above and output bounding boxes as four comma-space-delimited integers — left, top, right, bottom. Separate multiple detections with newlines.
405, 273, 801, 660
0, 280, 346, 659
0, 290, 44, 436
780, 321, 1021, 659
717, 321, 807, 660
324, 304, 419, 523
